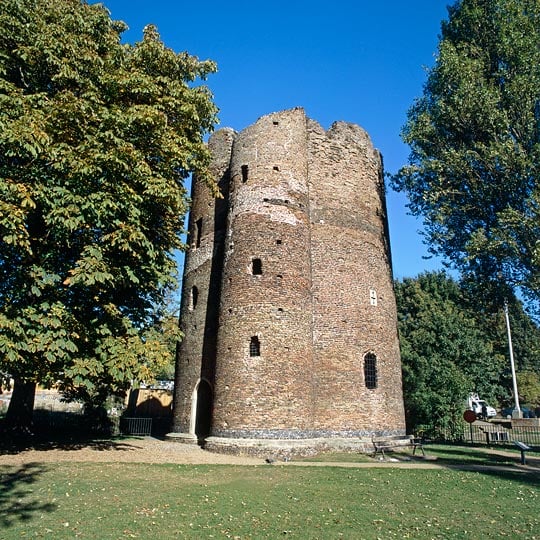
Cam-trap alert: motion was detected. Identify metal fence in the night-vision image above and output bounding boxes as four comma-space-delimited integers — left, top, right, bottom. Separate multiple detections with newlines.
443, 421, 540, 447
120, 417, 153, 436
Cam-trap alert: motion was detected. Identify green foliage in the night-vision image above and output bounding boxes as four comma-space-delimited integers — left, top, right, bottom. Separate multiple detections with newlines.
517, 371, 540, 407
471, 298, 540, 410
392, 0, 540, 311
152, 313, 182, 381
459, 276, 540, 376
395, 272, 505, 436
396, 271, 540, 435
0, 0, 217, 420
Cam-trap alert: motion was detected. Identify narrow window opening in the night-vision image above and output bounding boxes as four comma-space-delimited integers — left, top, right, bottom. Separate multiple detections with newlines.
249, 336, 261, 357
195, 218, 203, 248
364, 353, 378, 389
273, 166, 279, 171
273, 121, 279, 126
190, 285, 199, 310
241, 165, 249, 183
252, 258, 262, 275
276, 239, 282, 245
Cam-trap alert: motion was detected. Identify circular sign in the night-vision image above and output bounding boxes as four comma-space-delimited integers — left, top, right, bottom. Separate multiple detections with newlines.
463, 409, 477, 424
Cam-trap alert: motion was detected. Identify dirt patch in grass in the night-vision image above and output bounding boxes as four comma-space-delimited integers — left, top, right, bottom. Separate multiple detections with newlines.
0, 436, 262, 466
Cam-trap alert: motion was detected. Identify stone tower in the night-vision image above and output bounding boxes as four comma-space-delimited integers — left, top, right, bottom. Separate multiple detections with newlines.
170, 108, 406, 455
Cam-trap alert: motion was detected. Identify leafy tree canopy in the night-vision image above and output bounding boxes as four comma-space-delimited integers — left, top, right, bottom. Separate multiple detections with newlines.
396, 271, 540, 436
0, 0, 217, 429
516, 371, 540, 408
395, 271, 503, 436
392, 0, 540, 312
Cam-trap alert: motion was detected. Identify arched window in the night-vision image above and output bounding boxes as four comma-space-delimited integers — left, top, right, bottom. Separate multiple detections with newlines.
249, 336, 261, 357
364, 353, 378, 389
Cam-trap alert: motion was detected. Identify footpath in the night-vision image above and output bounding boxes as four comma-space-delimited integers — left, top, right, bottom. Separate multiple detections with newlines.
1, 437, 539, 474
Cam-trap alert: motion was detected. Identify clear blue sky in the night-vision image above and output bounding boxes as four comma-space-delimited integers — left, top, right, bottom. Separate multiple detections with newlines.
98, 0, 452, 280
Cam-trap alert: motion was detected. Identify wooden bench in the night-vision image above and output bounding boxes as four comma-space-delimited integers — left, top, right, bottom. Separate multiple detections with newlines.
514, 440, 531, 465
372, 435, 425, 459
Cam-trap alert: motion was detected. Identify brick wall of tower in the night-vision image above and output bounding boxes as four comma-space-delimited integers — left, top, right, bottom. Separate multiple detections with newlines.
307, 119, 405, 434
211, 109, 316, 438
171, 108, 406, 443
171, 129, 234, 434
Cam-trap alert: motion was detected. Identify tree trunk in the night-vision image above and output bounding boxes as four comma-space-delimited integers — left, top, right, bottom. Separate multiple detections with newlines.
4, 379, 36, 435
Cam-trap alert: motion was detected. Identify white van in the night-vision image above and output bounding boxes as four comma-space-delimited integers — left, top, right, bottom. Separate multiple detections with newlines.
467, 393, 497, 419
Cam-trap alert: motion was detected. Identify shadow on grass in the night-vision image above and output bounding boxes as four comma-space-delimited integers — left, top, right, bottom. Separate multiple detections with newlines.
296, 444, 540, 487
411, 444, 540, 488
470, 467, 540, 487
441, 461, 540, 489
0, 414, 146, 455
0, 432, 145, 455
425, 445, 518, 464
0, 463, 56, 527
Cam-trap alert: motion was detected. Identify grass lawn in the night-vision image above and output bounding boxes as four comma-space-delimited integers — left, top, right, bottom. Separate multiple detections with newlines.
300, 444, 534, 466
1, 459, 538, 539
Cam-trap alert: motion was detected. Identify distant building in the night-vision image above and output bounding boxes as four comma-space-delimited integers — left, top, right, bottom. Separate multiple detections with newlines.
169, 108, 405, 455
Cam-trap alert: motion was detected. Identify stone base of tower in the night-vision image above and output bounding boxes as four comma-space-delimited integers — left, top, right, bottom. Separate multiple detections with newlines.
165, 432, 200, 445
201, 431, 408, 459
166, 428, 410, 458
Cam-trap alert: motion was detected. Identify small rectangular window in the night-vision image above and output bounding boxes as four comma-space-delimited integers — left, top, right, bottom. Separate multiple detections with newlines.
195, 218, 203, 248
252, 258, 262, 275
241, 165, 249, 183
364, 353, 378, 389
189, 285, 199, 310
250, 336, 261, 357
